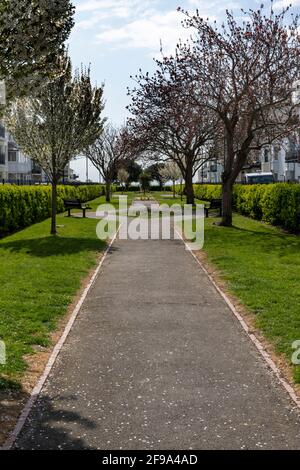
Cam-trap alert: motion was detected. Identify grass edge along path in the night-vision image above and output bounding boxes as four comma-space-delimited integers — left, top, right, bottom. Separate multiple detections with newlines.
198, 214, 300, 385
155, 191, 300, 385
0, 213, 107, 392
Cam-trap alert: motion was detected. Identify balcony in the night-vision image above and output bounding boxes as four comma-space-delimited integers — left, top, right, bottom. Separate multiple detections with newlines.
0, 125, 5, 139
285, 150, 300, 163
31, 164, 42, 175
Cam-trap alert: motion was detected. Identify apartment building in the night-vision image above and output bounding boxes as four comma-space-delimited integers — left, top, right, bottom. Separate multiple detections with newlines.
197, 139, 300, 184
0, 123, 77, 183
260, 138, 300, 182
0, 123, 32, 182
197, 160, 224, 184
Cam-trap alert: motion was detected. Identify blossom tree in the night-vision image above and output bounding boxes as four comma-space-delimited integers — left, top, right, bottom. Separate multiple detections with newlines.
159, 161, 181, 198
7, 54, 105, 235
127, 57, 219, 205
0, 0, 74, 109
174, 3, 300, 225
85, 125, 132, 202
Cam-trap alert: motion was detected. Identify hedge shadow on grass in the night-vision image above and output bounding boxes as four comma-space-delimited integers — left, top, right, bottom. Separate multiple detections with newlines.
0, 236, 108, 258
217, 225, 300, 257
230, 224, 300, 251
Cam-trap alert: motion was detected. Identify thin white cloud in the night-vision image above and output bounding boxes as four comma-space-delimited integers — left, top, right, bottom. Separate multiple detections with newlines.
187, 0, 240, 11
75, 0, 155, 14
74, 0, 231, 54
74, 0, 156, 31
273, 0, 300, 8
75, 12, 110, 30
75, 0, 123, 13
95, 10, 195, 55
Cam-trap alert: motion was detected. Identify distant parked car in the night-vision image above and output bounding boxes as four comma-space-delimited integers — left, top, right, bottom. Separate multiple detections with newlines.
245, 172, 274, 184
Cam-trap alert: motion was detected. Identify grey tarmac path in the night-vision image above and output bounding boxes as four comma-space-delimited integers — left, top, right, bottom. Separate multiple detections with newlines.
13, 228, 300, 450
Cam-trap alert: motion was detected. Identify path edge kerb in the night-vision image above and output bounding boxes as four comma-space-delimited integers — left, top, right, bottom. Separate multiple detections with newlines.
1, 228, 121, 451
175, 228, 300, 412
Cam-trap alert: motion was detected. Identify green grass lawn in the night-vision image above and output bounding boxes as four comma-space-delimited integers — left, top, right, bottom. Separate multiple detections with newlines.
201, 214, 300, 383
1, 189, 299, 391
154, 191, 209, 209
154, 192, 187, 206
88, 192, 137, 211
0, 213, 106, 390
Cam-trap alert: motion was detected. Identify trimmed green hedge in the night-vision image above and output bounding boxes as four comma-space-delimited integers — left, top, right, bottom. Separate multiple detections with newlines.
234, 184, 300, 232
0, 185, 104, 236
114, 185, 165, 192
194, 184, 222, 201
193, 183, 300, 233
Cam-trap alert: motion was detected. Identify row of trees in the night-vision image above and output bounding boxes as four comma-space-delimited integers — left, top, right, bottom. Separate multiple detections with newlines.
84, 129, 183, 201
1, 1, 136, 233
5, 2, 299, 231
0, 1, 78, 234
1, 1, 185, 235
7, 54, 105, 234
126, 3, 300, 226
0, 0, 75, 111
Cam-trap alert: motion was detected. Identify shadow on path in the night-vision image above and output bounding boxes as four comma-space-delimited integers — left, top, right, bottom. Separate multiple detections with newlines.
12, 393, 97, 450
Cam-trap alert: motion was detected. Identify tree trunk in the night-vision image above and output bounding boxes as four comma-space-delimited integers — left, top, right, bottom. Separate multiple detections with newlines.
105, 182, 111, 202
173, 180, 176, 198
51, 180, 57, 236
220, 143, 249, 226
185, 165, 194, 205
220, 178, 233, 226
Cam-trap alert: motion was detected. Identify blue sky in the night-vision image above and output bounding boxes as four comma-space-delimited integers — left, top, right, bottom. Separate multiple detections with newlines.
69, 0, 300, 180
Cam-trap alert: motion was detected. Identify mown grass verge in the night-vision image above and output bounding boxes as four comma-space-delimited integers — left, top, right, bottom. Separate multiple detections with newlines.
201, 214, 300, 383
0, 213, 106, 390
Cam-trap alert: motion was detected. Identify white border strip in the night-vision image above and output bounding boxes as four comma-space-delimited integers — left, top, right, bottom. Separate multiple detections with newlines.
2, 229, 120, 450
176, 228, 300, 410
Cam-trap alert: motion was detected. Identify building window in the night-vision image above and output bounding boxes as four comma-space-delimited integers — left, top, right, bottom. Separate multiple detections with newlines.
0, 124, 5, 139
264, 148, 269, 163
8, 143, 18, 162
0, 144, 5, 165
274, 147, 279, 161
8, 150, 17, 162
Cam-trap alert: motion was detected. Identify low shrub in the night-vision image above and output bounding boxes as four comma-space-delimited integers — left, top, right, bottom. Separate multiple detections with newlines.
193, 183, 300, 233
194, 184, 222, 201
0, 184, 104, 236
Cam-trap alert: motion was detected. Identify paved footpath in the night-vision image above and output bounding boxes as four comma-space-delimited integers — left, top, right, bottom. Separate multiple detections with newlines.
14, 229, 300, 449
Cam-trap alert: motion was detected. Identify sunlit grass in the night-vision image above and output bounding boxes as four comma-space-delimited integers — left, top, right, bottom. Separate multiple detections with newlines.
200, 214, 300, 383
0, 213, 106, 390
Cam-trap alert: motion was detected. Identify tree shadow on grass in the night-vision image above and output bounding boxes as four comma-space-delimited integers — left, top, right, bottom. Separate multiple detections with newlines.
218, 223, 300, 257
0, 237, 108, 258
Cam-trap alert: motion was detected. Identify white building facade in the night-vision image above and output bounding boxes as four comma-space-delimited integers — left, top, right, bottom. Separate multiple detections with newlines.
260, 139, 300, 182
0, 123, 77, 184
197, 160, 224, 184
0, 123, 34, 182
197, 139, 300, 184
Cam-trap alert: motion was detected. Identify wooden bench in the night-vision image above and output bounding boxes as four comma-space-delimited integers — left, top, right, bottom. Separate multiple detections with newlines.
64, 199, 91, 218
202, 198, 222, 218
